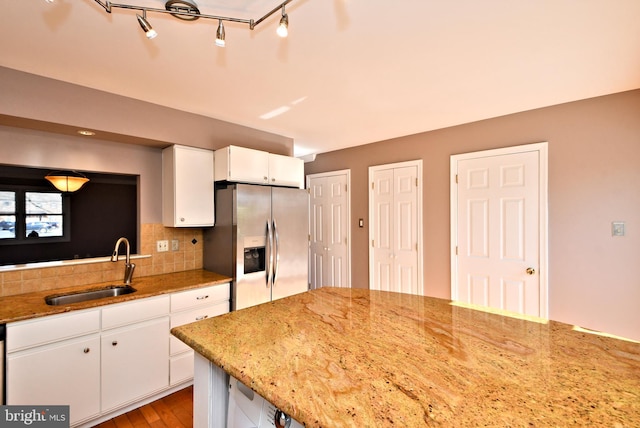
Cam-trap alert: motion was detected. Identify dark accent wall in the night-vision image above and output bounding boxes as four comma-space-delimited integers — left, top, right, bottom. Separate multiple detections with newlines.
0, 168, 137, 265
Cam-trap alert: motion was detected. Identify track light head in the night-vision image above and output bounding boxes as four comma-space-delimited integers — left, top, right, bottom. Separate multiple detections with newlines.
277, 6, 288, 38
215, 19, 225, 47
136, 11, 158, 39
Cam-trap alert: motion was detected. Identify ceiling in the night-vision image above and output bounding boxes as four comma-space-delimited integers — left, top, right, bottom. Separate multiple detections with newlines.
1, 0, 639, 157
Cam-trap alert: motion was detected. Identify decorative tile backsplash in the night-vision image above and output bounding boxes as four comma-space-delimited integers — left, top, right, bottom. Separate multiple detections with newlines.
0, 223, 204, 297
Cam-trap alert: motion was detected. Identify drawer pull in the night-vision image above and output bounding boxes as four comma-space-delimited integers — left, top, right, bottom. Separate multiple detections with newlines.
112, 341, 118, 346
83, 348, 90, 354
195, 315, 209, 321
196, 295, 209, 300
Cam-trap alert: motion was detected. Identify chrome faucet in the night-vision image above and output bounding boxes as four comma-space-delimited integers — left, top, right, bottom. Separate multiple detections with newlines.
111, 237, 136, 285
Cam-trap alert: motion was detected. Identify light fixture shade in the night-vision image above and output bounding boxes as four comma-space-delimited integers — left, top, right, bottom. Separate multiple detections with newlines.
277, 13, 288, 37
136, 13, 158, 39
45, 171, 90, 192
215, 20, 226, 47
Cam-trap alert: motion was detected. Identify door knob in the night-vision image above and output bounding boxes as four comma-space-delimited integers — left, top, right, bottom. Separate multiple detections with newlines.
526, 267, 535, 275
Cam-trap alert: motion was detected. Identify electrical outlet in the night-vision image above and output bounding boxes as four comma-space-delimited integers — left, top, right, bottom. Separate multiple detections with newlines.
171, 239, 179, 251
612, 221, 625, 237
157, 240, 169, 252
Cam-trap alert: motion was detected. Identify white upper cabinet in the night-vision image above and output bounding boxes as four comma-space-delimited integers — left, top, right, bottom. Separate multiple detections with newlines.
214, 145, 304, 188
163, 145, 215, 227
268, 153, 304, 188
215, 145, 269, 185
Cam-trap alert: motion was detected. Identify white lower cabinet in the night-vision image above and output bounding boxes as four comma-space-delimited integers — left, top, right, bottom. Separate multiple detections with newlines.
100, 295, 170, 412
7, 308, 101, 426
6, 283, 229, 427
169, 284, 230, 385
101, 317, 169, 412
7, 334, 101, 425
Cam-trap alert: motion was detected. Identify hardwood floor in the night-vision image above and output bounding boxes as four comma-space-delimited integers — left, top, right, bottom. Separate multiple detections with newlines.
95, 386, 193, 428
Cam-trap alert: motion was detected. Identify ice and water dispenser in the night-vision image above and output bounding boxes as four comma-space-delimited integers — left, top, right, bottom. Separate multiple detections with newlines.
243, 236, 266, 274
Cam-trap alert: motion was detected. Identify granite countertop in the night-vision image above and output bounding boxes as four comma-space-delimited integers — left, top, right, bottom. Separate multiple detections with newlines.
0, 269, 231, 324
172, 287, 640, 427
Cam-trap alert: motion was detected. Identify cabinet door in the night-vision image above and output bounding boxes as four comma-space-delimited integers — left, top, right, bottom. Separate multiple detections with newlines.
268, 153, 304, 188
163, 145, 214, 227
7, 335, 101, 425
101, 317, 170, 412
215, 145, 269, 185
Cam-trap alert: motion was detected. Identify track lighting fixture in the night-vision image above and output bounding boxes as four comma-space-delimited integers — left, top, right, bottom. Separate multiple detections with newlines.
136, 10, 158, 39
215, 19, 225, 47
91, 0, 296, 47
277, 5, 288, 38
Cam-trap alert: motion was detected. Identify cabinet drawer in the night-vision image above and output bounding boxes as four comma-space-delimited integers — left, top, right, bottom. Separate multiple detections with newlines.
170, 283, 230, 312
170, 301, 229, 355
102, 295, 170, 330
170, 351, 194, 386
7, 309, 100, 352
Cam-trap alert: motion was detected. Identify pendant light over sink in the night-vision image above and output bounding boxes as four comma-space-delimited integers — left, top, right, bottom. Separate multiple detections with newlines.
45, 171, 90, 192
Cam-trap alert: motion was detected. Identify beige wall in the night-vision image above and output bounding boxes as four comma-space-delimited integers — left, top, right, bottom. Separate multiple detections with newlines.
305, 89, 640, 341
0, 66, 294, 156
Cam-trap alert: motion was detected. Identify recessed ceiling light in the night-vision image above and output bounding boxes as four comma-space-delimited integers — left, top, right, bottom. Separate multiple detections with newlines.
77, 130, 96, 136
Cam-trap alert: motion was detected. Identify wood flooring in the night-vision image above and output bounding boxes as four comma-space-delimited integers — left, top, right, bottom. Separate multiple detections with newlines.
94, 386, 193, 428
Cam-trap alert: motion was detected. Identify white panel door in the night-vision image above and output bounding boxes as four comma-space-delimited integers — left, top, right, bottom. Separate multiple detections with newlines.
394, 166, 419, 295
452, 144, 547, 317
308, 171, 350, 289
371, 168, 395, 291
370, 161, 422, 295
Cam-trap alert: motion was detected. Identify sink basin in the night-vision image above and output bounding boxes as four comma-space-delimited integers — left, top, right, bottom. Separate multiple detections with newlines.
45, 285, 137, 306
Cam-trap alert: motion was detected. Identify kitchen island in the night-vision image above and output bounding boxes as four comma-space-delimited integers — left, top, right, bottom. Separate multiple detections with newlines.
171, 287, 640, 427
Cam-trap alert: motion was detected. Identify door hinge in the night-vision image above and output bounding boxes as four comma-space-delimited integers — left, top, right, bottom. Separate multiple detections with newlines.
455, 246, 458, 255
345, 184, 348, 192
416, 178, 418, 187
371, 182, 374, 190
455, 174, 458, 184
371, 239, 375, 247
308, 234, 311, 242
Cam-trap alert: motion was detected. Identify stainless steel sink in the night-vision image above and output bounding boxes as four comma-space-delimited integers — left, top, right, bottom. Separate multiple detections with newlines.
45, 285, 137, 306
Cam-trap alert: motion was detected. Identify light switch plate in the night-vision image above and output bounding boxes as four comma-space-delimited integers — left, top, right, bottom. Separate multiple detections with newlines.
172, 239, 179, 251
612, 221, 625, 237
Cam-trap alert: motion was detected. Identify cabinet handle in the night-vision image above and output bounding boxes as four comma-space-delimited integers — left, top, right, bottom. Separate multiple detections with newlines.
112, 341, 118, 346
196, 295, 209, 300
180, 217, 185, 222
83, 348, 90, 354
195, 315, 209, 321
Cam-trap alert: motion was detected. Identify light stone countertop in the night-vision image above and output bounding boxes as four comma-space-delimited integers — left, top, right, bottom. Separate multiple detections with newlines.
172, 287, 640, 427
0, 269, 231, 324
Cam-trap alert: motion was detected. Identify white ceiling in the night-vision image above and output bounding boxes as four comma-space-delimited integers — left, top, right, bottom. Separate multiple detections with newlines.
1, 0, 639, 157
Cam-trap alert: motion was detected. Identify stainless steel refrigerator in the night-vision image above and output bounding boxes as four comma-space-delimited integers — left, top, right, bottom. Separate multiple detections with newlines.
203, 183, 309, 311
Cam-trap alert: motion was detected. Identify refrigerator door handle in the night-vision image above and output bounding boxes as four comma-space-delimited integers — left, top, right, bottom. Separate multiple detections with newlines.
272, 219, 280, 286
266, 219, 273, 288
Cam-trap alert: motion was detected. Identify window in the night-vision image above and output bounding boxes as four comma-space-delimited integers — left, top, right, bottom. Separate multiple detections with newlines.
0, 165, 137, 266
0, 191, 15, 238
0, 190, 67, 242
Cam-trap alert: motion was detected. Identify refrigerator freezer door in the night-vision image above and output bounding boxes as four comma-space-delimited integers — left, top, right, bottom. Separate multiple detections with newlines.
235, 185, 272, 310
271, 187, 309, 301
